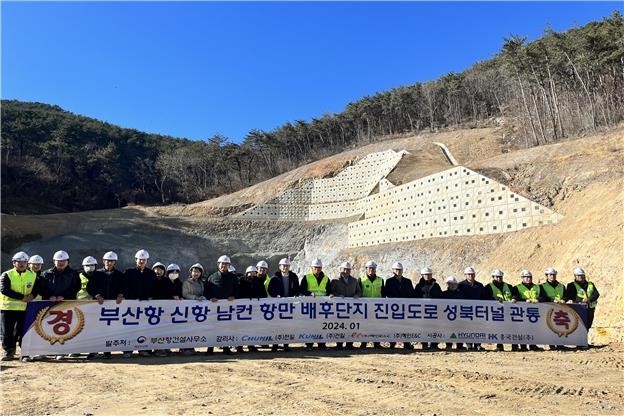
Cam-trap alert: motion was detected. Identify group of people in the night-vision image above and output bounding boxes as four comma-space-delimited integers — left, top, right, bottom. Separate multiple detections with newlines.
1, 249, 599, 361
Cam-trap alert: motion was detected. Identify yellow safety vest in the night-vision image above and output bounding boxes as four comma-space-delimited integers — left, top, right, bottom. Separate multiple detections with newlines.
0, 268, 37, 311
541, 282, 564, 301
260, 274, 271, 297
516, 283, 540, 301
573, 281, 597, 308
360, 274, 383, 297
489, 282, 512, 301
305, 273, 328, 296
77, 272, 93, 300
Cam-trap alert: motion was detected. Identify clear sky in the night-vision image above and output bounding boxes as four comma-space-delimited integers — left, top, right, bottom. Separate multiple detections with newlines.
2, 1, 620, 143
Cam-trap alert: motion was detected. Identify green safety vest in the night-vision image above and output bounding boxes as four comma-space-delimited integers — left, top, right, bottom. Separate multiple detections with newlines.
305, 273, 329, 296
0, 268, 37, 311
489, 282, 512, 301
541, 282, 564, 301
77, 273, 92, 300
516, 283, 540, 301
360, 274, 383, 297
260, 274, 271, 297
573, 281, 597, 308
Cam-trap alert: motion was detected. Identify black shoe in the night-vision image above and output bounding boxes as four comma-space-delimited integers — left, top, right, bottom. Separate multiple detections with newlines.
374, 342, 384, 349
404, 343, 414, 350
528, 345, 543, 351
103, 352, 112, 359
496, 344, 504, 352
236, 346, 244, 353
206, 347, 214, 355
511, 345, 520, 352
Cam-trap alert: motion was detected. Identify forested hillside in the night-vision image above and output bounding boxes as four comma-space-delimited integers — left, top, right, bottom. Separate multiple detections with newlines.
2, 11, 622, 214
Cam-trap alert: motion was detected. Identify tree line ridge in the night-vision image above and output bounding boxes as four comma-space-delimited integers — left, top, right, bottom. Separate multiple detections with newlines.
1, 11, 622, 214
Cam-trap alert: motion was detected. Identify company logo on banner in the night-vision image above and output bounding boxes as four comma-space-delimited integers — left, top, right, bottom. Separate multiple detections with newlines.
34, 304, 86, 345
546, 305, 580, 338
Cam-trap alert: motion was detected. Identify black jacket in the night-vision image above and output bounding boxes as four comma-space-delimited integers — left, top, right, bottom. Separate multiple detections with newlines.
441, 287, 465, 300
267, 271, 300, 297
238, 275, 266, 299
87, 267, 125, 299
125, 267, 156, 300
151, 276, 176, 300
384, 275, 414, 298
204, 271, 239, 299
414, 277, 443, 299
36, 266, 81, 300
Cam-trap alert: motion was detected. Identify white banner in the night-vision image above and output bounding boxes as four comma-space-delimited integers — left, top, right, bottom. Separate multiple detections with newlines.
21, 297, 588, 355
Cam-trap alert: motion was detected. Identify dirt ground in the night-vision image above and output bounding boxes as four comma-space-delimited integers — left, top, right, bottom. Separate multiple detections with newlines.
1, 342, 622, 416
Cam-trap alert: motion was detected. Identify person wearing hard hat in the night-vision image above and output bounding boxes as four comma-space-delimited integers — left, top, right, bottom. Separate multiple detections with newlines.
35, 250, 81, 360
237, 265, 266, 353
267, 258, 300, 352
181, 263, 206, 356
384, 262, 414, 349
27, 255, 44, 278
27, 255, 45, 302
37, 250, 81, 302
441, 276, 465, 351
204, 255, 239, 355
300, 259, 330, 351
150, 263, 181, 357
330, 261, 361, 350
458, 266, 484, 351
165, 264, 183, 300
358, 260, 384, 349
255, 260, 271, 297
124, 249, 157, 358
565, 267, 600, 350
539, 267, 567, 351
77, 256, 98, 300
1, 252, 38, 361
87, 251, 125, 359
513, 270, 543, 352
483, 269, 516, 352
415, 267, 443, 351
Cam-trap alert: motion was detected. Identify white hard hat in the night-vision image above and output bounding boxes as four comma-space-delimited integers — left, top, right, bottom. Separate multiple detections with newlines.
245, 265, 258, 274
573, 267, 586, 276
152, 262, 166, 270
340, 261, 352, 270
278, 258, 291, 266
391, 262, 403, 270
135, 249, 149, 260
464, 267, 476, 275
217, 255, 231, 264
189, 263, 204, 273
311, 259, 323, 268
166, 263, 181, 272
28, 255, 44, 264
82, 256, 97, 266
12, 251, 29, 262
228, 265, 236, 272
103, 251, 118, 261
544, 267, 557, 275
53, 250, 69, 261
365, 260, 377, 268
420, 267, 433, 275
491, 269, 504, 277
445, 276, 458, 284
520, 270, 533, 278
256, 260, 269, 269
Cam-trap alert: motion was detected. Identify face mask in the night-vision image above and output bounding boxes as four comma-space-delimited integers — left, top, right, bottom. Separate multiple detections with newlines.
84, 265, 96, 273
169, 272, 180, 280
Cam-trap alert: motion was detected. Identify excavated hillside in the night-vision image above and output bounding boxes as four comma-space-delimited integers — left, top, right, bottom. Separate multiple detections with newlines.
2, 126, 622, 344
